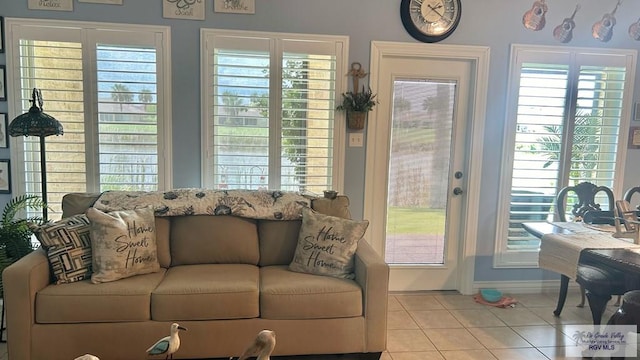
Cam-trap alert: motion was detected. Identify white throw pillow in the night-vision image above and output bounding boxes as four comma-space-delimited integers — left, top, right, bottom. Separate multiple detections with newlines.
86, 206, 160, 284
289, 208, 369, 279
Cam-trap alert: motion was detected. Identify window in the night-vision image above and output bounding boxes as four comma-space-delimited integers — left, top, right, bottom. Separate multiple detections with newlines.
201, 29, 347, 194
495, 45, 636, 267
6, 19, 171, 219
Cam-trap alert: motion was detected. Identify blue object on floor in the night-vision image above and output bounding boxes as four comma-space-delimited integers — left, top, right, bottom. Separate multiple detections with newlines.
480, 288, 502, 303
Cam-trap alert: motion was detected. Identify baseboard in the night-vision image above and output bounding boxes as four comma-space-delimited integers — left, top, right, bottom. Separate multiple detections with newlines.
472, 280, 581, 295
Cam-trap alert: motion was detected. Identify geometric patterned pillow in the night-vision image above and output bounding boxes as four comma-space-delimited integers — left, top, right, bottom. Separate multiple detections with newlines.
33, 214, 92, 284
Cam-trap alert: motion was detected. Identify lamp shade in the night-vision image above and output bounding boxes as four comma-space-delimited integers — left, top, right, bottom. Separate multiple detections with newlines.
9, 88, 64, 138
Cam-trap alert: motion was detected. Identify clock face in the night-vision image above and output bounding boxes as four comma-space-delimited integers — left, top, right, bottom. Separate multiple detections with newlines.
400, 0, 462, 43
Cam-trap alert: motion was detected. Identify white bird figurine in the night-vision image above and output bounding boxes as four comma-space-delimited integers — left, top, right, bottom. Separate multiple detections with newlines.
74, 355, 99, 360
234, 329, 276, 360
146, 322, 188, 359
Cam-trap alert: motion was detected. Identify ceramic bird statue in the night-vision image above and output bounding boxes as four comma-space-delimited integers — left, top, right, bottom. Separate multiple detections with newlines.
74, 355, 100, 360
146, 323, 188, 360
233, 329, 276, 360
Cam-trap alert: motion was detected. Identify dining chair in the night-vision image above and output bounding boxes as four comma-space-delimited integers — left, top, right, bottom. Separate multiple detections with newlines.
552, 181, 616, 316
624, 186, 640, 211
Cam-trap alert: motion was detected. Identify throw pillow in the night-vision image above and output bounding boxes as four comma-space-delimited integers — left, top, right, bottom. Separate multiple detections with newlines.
289, 208, 369, 279
86, 206, 160, 284
33, 214, 93, 284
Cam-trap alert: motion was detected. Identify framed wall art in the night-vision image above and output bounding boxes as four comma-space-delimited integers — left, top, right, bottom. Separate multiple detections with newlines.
0, 16, 4, 54
0, 160, 11, 194
0, 65, 6, 102
630, 127, 640, 150
78, 0, 123, 3
214, 0, 255, 14
28, 0, 74, 11
163, 0, 205, 20
0, 113, 7, 149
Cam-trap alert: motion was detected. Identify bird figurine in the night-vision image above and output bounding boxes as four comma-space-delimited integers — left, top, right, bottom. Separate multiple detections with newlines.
146, 322, 188, 360
74, 355, 99, 360
233, 329, 276, 360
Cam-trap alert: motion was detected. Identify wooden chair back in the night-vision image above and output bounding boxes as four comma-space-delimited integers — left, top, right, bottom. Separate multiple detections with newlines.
624, 186, 640, 211
556, 182, 615, 222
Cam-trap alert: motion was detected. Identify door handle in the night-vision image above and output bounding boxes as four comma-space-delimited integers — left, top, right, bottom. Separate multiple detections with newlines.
453, 187, 464, 195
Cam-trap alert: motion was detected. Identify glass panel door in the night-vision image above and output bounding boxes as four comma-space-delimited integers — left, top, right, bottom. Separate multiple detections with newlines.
386, 79, 456, 265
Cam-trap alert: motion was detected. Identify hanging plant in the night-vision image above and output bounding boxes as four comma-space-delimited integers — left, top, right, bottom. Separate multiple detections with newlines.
336, 87, 378, 130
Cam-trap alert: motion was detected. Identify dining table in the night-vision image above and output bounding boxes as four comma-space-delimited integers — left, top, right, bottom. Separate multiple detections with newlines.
523, 221, 640, 324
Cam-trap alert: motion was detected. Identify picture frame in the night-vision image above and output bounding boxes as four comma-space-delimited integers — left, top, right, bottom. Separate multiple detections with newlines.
0, 113, 7, 149
0, 160, 11, 194
629, 126, 640, 150
27, 0, 74, 11
163, 0, 205, 20
78, 0, 123, 4
214, 0, 255, 14
0, 16, 5, 54
0, 65, 6, 102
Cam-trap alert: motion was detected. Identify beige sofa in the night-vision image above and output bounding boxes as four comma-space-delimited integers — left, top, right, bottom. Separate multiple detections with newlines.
3, 191, 389, 360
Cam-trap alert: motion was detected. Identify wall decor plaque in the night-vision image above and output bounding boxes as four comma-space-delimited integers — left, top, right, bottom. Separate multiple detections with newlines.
78, 0, 123, 4
214, 0, 255, 14
28, 0, 74, 11
163, 0, 205, 20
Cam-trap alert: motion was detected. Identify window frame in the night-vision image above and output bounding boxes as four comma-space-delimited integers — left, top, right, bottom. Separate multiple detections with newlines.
494, 44, 637, 268
200, 28, 348, 194
4, 18, 173, 205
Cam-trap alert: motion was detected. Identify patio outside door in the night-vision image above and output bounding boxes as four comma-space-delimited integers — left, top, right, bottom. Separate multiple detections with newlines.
365, 49, 472, 291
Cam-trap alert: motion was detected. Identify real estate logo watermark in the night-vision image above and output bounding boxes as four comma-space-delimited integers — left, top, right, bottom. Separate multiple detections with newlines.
571, 325, 637, 358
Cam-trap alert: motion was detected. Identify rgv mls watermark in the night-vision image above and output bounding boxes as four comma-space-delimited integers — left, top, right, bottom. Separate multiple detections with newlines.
571, 325, 637, 358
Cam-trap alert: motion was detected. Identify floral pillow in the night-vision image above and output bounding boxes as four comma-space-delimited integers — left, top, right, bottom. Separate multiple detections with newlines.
33, 214, 93, 284
86, 206, 160, 284
289, 208, 369, 279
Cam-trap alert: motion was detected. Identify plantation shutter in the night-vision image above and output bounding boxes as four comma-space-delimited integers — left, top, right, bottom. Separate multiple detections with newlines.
9, 22, 168, 218
96, 43, 159, 191
13, 28, 86, 216
506, 50, 628, 251
508, 62, 568, 250
203, 31, 344, 194
207, 36, 272, 190
281, 40, 337, 192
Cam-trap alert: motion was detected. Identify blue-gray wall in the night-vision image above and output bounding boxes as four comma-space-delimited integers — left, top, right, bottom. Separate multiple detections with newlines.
1, 0, 639, 283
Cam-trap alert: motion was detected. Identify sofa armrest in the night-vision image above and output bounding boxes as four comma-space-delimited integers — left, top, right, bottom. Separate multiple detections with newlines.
3, 248, 51, 359
354, 239, 389, 352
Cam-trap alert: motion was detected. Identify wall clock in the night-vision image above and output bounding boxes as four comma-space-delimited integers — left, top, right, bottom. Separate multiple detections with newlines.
400, 0, 462, 43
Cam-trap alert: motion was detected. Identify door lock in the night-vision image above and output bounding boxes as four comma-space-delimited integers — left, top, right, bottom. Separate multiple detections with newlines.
453, 187, 464, 195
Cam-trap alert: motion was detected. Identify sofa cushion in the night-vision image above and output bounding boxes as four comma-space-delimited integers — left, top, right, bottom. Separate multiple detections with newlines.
258, 220, 301, 266
61, 192, 101, 218
154, 217, 171, 268
151, 264, 259, 321
289, 208, 369, 279
260, 265, 363, 319
170, 215, 259, 265
311, 195, 352, 219
35, 269, 167, 323
86, 207, 161, 284
33, 214, 93, 284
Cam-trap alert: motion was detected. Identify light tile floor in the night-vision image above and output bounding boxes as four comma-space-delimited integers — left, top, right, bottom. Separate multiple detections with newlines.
382, 290, 636, 360
0, 290, 633, 360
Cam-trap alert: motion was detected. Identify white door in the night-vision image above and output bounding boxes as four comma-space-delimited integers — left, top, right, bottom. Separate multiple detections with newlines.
365, 43, 487, 292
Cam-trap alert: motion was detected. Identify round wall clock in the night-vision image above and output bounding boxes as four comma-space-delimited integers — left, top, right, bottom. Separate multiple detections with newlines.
400, 0, 462, 43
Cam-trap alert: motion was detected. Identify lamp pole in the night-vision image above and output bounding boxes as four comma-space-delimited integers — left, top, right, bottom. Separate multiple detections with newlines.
39, 136, 48, 222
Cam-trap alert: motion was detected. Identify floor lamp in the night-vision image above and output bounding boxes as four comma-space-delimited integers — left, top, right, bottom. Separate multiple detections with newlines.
8, 88, 64, 222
